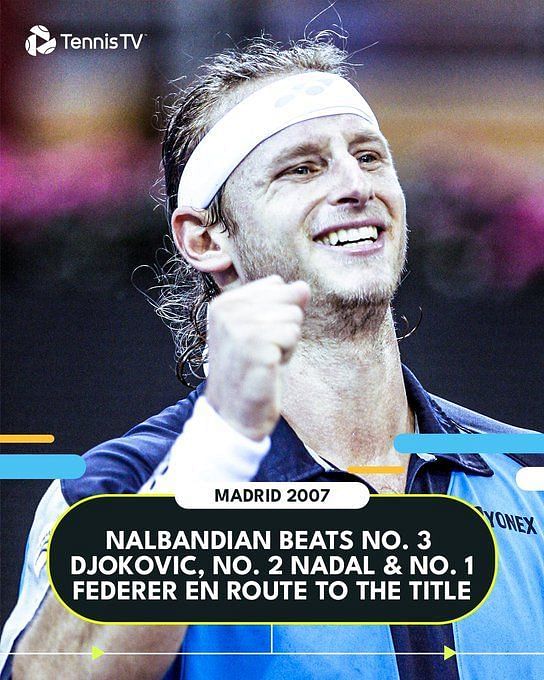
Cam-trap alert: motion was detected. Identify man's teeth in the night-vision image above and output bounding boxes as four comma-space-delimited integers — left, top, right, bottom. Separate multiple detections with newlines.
316, 226, 379, 246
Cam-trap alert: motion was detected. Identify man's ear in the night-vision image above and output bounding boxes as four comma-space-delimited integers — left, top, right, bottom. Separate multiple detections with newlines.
171, 206, 234, 275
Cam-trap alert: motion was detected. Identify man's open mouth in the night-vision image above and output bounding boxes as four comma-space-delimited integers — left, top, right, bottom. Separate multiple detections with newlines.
314, 225, 382, 247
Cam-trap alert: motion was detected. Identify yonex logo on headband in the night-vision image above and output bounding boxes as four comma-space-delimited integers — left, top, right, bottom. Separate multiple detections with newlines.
176, 72, 380, 211
274, 75, 336, 107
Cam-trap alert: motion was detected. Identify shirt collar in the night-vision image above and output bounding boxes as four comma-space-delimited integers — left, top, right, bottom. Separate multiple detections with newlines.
402, 365, 493, 476
254, 364, 493, 481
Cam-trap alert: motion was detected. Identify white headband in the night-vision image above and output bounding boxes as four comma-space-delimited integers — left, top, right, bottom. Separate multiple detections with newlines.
176, 71, 380, 210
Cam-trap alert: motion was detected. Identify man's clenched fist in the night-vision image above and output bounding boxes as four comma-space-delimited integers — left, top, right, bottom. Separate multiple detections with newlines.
205, 275, 310, 441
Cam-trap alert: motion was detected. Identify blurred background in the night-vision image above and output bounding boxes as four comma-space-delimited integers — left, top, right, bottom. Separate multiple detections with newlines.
1, 0, 543, 625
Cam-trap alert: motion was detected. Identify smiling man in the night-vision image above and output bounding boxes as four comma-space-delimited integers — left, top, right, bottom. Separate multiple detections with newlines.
2, 37, 543, 680
170, 70, 413, 495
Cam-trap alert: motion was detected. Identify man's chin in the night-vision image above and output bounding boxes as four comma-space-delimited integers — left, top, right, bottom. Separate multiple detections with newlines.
302, 278, 398, 339
312, 274, 399, 309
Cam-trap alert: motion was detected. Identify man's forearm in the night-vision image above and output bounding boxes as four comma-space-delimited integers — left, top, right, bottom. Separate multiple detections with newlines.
13, 591, 187, 679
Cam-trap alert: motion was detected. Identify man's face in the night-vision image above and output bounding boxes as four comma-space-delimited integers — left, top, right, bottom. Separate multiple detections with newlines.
222, 113, 407, 315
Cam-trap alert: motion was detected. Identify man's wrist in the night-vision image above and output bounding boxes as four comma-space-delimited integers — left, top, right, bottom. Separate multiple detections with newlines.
196, 396, 271, 453
148, 396, 271, 494
204, 390, 271, 442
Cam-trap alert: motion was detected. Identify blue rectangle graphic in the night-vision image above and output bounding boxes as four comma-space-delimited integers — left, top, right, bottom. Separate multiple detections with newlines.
0, 454, 86, 479
394, 434, 544, 455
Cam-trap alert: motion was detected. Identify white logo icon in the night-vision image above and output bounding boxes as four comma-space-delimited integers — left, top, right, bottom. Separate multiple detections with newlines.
25, 25, 57, 56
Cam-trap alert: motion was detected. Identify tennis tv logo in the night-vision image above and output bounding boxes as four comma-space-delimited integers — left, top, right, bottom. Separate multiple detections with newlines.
25, 26, 148, 55
25, 25, 57, 56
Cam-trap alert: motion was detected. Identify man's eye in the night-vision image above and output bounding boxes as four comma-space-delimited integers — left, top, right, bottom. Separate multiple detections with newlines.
288, 165, 312, 175
359, 152, 379, 164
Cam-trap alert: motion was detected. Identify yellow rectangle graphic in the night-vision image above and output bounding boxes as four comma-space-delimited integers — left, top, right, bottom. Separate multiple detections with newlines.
0, 434, 55, 444
347, 465, 405, 475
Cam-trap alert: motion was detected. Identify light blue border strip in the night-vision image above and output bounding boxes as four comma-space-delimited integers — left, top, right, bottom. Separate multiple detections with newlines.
0, 454, 86, 479
394, 433, 544, 455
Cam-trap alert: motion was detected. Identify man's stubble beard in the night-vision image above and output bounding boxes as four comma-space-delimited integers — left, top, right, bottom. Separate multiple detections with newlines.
232, 224, 408, 341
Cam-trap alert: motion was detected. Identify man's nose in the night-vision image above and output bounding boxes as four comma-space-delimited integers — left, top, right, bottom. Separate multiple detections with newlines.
326, 155, 374, 206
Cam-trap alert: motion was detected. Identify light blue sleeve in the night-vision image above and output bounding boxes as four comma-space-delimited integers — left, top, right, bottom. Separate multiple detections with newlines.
0, 481, 69, 679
